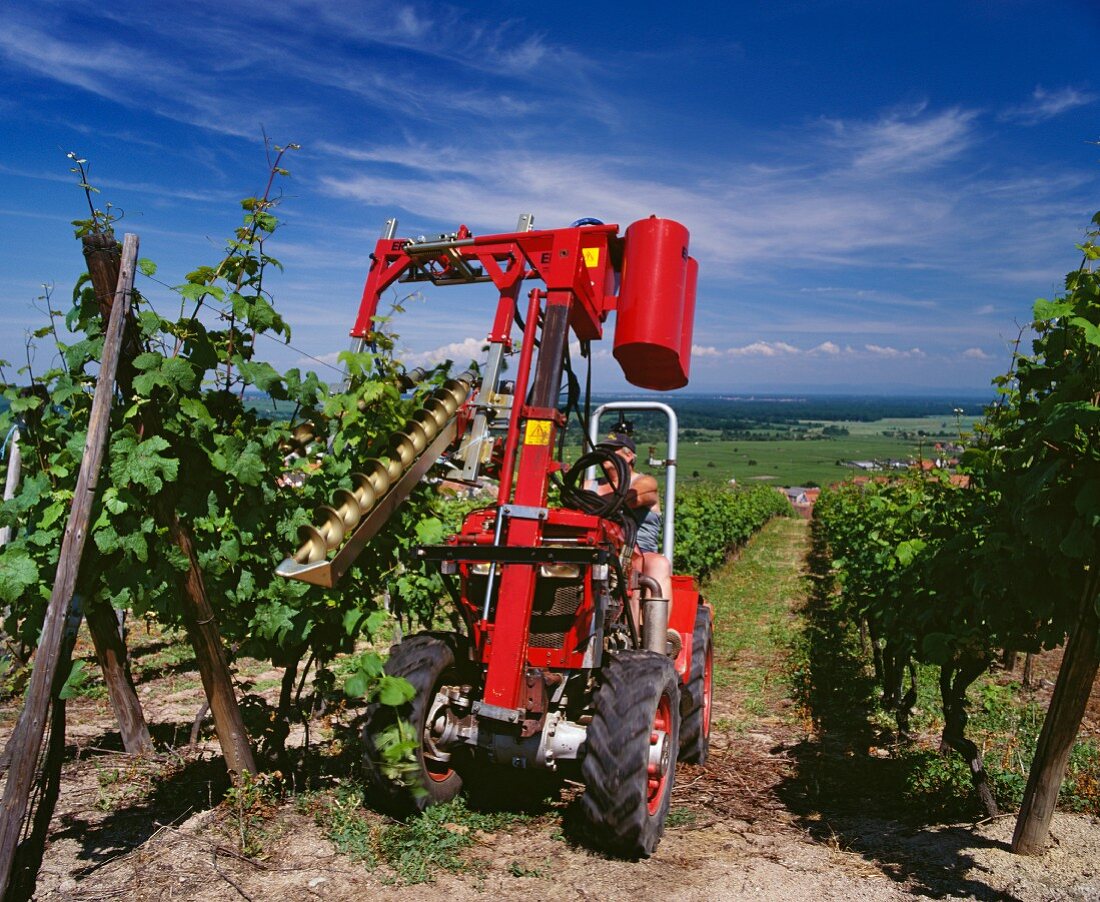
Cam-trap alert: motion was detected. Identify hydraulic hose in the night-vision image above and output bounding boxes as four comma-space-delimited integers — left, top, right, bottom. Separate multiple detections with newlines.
558, 444, 638, 549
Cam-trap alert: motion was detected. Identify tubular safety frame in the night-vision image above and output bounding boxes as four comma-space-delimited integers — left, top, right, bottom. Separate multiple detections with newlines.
588, 401, 679, 560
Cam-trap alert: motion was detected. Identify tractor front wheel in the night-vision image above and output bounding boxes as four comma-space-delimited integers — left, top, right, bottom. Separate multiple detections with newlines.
361, 632, 465, 818
581, 650, 681, 858
680, 603, 714, 764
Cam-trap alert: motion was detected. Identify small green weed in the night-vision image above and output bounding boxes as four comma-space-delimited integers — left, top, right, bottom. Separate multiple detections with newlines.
900, 749, 976, 820
377, 797, 520, 884
894, 678, 1100, 820
665, 807, 698, 827
95, 766, 123, 811
59, 659, 107, 701
313, 786, 523, 884
1061, 740, 1100, 814
316, 785, 378, 864
508, 860, 546, 878
221, 771, 283, 858
93, 759, 164, 811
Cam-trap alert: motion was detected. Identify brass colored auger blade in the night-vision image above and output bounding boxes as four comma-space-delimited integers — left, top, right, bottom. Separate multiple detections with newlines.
389, 432, 419, 467
350, 472, 378, 511
332, 489, 362, 529
275, 370, 476, 587
411, 407, 442, 440
295, 524, 328, 565
405, 420, 430, 453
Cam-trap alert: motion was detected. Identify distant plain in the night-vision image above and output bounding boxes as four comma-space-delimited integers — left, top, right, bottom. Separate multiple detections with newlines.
634, 415, 980, 488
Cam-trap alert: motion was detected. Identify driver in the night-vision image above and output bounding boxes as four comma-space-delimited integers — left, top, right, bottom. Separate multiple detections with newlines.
592, 432, 673, 605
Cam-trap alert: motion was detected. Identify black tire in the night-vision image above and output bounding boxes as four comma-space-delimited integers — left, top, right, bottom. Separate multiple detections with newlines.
581, 650, 681, 858
362, 632, 466, 818
680, 604, 714, 765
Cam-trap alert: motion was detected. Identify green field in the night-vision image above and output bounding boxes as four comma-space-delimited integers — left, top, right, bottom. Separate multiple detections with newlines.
639, 416, 977, 488
236, 389, 973, 489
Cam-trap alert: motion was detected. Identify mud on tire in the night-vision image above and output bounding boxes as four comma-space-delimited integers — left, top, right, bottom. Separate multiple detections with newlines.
361, 632, 466, 818
679, 603, 714, 765
581, 650, 681, 858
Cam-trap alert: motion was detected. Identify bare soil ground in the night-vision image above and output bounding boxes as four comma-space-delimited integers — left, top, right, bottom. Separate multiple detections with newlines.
9, 518, 1100, 901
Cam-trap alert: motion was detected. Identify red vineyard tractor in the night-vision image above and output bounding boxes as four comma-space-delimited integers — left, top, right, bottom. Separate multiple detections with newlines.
277, 214, 713, 857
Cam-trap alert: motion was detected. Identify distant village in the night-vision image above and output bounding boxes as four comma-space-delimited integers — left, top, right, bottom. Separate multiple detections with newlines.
773, 440, 969, 518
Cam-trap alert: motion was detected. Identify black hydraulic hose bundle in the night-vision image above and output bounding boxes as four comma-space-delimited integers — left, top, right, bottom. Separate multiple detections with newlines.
559, 446, 628, 516
557, 445, 638, 550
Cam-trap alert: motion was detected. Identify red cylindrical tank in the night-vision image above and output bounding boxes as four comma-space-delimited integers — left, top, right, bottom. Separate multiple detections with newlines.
613, 216, 690, 390
678, 255, 698, 384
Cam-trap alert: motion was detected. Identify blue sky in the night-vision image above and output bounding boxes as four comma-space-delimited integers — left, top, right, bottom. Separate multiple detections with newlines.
1, 0, 1098, 395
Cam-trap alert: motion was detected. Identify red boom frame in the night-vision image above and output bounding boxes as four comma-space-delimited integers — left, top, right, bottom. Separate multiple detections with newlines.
355, 222, 701, 712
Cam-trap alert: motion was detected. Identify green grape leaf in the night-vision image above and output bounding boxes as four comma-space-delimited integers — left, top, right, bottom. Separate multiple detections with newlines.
0, 549, 39, 604
375, 674, 416, 707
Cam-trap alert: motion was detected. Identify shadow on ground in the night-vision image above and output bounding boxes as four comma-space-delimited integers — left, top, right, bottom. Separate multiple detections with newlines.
54, 753, 231, 878
773, 524, 1013, 900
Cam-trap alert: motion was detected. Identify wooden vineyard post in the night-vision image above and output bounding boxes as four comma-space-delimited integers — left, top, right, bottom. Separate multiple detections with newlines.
81, 233, 256, 779
0, 234, 139, 898
84, 600, 152, 754
162, 508, 256, 777
1022, 652, 1035, 689
1012, 578, 1100, 854
5, 595, 85, 902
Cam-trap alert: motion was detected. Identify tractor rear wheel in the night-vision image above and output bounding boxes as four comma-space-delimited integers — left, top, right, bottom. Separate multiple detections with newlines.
680, 604, 714, 764
581, 650, 681, 858
361, 632, 465, 818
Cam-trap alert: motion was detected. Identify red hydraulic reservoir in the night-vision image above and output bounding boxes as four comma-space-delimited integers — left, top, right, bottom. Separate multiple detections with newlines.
679, 255, 698, 384
613, 216, 691, 390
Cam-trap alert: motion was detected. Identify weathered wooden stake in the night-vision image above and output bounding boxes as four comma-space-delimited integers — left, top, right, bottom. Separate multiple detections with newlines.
1022, 651, 1035, 689
84, 599, 152, 754
163, 506, 256, 777
7, 595, 85, 902
1012, 578, 1100, 854
82, 234, 256, 779
0, 234, 139, 898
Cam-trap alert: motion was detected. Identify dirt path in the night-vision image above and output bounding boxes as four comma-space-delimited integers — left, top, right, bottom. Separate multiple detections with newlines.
23, 519, 1100, 900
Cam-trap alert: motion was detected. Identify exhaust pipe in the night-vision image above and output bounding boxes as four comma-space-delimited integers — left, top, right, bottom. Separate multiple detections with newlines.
639, 575, 669, 655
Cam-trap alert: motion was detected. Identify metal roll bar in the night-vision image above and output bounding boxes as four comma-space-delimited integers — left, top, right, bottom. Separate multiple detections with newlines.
587, 401, 679, 560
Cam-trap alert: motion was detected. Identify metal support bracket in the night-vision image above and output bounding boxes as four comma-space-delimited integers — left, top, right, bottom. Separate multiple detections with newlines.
472, 701, 522, 724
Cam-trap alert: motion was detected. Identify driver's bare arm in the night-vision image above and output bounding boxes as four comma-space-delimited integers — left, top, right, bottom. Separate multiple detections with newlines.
627, 473, 659, 509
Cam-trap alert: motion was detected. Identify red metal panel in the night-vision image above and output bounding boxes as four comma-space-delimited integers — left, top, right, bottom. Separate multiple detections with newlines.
350, 225, 620, 343
679, 255, 698, 384
496, 290, 542, 505
482, 519, 542, 708
669, 575, 699, 681
613, 217, 691, 390
351, 239, 413, 337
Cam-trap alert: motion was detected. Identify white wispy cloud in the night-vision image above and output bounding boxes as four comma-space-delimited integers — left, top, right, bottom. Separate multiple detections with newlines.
1000, 86, 1096, 125
313, 96, 1061, 282
864, 344, 925, 358
691, 345, 723, 358
727, 341, 800, 357
962, 347, 991, 359
401, 337, 488, 367
809, 341, 841, 355
0, 1, 609, 141
825, 104, 977, 174
976, 304, 996, 315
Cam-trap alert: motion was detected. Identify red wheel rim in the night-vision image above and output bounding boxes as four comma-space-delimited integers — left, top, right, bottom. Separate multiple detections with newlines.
702, 636, 713, 739
425, 759, 454, 783
646, 694, 673, 815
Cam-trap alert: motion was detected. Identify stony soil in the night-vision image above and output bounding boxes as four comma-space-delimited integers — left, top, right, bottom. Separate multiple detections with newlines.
9, 518, 1100, 901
